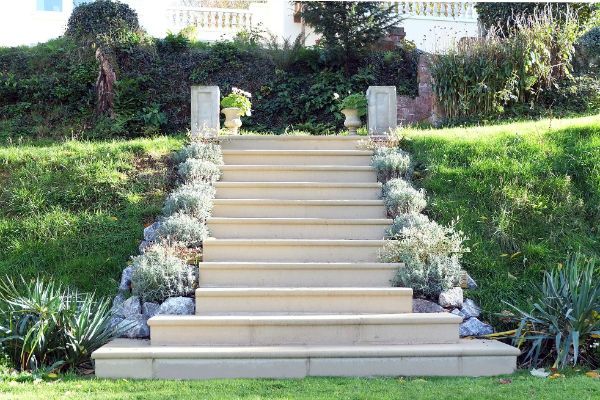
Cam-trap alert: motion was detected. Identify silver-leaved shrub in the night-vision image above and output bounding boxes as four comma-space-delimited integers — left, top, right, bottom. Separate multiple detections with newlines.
372, 147, 412, 182
162, 183, 215, 220
382, 178, 427, 216
174, 142, 223, 165
177, 158, 221, 184
156, 212, 208, 247
130, 244, 197, 303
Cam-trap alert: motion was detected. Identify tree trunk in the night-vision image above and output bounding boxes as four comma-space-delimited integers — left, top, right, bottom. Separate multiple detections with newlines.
95, 47, 116, 117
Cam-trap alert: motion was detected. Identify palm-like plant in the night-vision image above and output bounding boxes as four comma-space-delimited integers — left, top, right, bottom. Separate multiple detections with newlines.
506, 253, 600, 368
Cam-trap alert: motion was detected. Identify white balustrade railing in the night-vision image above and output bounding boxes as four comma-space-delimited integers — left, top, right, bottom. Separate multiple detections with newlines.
388, 2, 477, 21
166, 6, 254, 32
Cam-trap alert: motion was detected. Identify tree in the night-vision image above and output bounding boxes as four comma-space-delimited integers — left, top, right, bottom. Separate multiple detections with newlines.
301, 1, 401, 74
66, 0, 140, 116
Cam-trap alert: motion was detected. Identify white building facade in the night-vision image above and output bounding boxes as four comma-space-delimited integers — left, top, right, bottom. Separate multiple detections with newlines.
0, 1, 479, 53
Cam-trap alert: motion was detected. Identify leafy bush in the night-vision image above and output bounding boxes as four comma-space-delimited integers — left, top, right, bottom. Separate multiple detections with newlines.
174, 142, 224, 165
220, 87, 252, 116
505, 253, 600, 369
540, 75, 600, 114
155, 212, 208, 247
574, 27, 600, 74
386, 212, 431, 238
0, 276, 120, 372
177, 159, 221, 184
382, 178, 427, 216
162, 183, 215, 219
372, 147, 411, 182
381, 215, 467, 298
130, 245, 197, 303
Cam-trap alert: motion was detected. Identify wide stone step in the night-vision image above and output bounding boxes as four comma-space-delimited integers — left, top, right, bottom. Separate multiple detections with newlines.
220, 135, 364, 150
223, 150, 373, 166
93, 339, 520, 379
214, 182, 382, 200
198, 262, 400, 287
207, 218, 391, 239
211, 199, 387, 218
220, 165, 377, 183
194, 287, 412, 315
148, 314, 460, 346
202, 239, 386, 262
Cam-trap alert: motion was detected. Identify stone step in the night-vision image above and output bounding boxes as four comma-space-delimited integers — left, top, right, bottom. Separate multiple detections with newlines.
214, 182, 382, 200
211, 199, 387, 219
93, 339, 520, 379
219, 135, 365, 150
207, 218, 391, 239
194, 288, 412, 315
198, 262, 400, 288
202, 239, 386, 262
148, 314, 460, 346
223, 150, 373, 166
220, 165, 377, 183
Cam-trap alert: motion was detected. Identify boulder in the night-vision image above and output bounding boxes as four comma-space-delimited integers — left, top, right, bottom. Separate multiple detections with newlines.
450, 308, 466, 321
118, 266, 133, 292
121, 296, 141, 318
157, 297, 195, 315
143, 222, 160, 242
119, 314, 150, 339
413, 298, 446, 313
111, 293, 126, 317
465, 273, 478, 289
459, 317, 494, 337
109, 316, 124, 330
142, 302, 160, 318
438, 287, 463, 308
461, 298, 481, 319
138, 240, 152, 254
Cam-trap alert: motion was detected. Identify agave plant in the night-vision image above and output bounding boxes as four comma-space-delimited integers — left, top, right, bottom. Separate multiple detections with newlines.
505, 253, 600, 369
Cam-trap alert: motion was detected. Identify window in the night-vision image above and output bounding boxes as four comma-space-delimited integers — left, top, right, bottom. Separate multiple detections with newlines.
37, 0, 63, 12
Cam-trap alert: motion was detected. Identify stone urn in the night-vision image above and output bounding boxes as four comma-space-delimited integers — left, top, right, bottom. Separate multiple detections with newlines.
222, 107, 243, 135
341, 108, 361, 135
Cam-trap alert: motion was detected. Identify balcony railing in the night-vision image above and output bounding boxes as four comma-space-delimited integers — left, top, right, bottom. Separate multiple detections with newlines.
166, 6, 254, 33
388, 1, 477, 21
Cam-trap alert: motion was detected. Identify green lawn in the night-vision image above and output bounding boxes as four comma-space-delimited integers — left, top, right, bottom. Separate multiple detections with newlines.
0, 136, 184, 296
403, 115, 600, 326
1, 372, 599, 400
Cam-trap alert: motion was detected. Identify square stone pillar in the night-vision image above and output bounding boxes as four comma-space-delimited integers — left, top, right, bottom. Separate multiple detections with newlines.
191, 86, 220, 138
366, 86, 397, 135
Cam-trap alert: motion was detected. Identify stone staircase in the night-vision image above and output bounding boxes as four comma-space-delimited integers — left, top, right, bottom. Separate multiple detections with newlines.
93, 135, 519, 379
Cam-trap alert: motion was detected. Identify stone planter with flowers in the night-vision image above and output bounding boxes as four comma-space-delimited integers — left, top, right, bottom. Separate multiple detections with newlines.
220, 87, 252, 135
339, 93, 367, 135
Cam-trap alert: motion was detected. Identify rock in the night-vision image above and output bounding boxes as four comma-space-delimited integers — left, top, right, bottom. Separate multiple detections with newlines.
109, 316, 124, 330
118, 266, 133, 292
157, 297, 195, 315
119, 314, 150, 339
121, 296, 141, 318
438, 287, 464, 308
459, 317, 494, 337
466, 273, 478, 289
142, 302, 160, 318
111, 293, 126, 317
461, 298, 481, 319
413, 298, 446, 313
138, 240, 152, 253
143, 222, 160, 242
450, 308, 466, 321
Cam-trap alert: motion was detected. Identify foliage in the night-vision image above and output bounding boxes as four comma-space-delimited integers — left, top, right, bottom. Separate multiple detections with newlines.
540, 75, 600, 114
173, 142, 224, 165
431, 7, 582, 121
220, 88, 252, 116
403, 115, 600, 326
301, 1, 402, 73
381, 214, 467, 299
155, 213, 208, 247
177, 159, 221, 184
339, 93, 367, 116
130, 245, 197, 303
382, 178, 427, 216
371, 147, 411, 182
162, 183, 215, 220
506, 253, 600, 369
574, 27, 600, 75
0, 276, 120, 372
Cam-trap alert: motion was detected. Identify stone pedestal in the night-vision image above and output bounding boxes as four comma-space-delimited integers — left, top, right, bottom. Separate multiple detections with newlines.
191, 86, 220, 138
366, 86, 397, 135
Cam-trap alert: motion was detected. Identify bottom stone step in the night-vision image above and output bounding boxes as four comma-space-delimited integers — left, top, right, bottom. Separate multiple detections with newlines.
92, 339, 520, 379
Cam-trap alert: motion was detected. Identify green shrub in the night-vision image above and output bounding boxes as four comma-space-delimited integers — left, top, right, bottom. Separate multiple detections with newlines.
130, 245, 196, 303
382, 178, 427, 216
155, 213, 208, 247
173, 142, 223, 165
541, 75, 600, 113
574, 27, 600, 75
372, 147, 411, 182
381, 215, 467, 298
0, 276, 120, 372
506, 253, 600, 369
177, 159, 221, 184
162, 183, 215, 220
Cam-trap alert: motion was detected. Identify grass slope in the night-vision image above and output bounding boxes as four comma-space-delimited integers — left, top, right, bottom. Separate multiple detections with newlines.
404, 115, 600, 325
1, 373, 599, 400
0, 137, 183, 297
